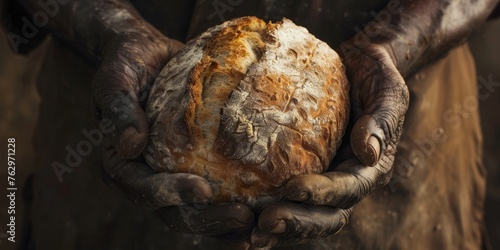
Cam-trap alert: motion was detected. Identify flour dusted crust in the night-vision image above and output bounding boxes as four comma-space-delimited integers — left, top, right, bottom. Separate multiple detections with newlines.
144, 17, 349, 208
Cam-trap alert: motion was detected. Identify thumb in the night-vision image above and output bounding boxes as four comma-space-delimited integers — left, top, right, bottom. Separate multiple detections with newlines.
350, 58, 409, 166
93, 59, 150, 159
92, 34, 183, 159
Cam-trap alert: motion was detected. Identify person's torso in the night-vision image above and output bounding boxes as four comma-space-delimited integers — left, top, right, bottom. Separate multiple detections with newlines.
25, 1, 486, 249
130, 0, 389, 47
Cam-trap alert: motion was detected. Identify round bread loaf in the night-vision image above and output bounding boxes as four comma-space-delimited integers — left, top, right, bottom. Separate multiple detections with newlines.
144, 16, 349, 208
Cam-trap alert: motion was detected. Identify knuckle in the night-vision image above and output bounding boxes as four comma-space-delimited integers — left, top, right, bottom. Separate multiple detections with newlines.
376, 155, 396, 186
148, 175, 180, 207
345, 174, 373, 206
338, 209, 352, 229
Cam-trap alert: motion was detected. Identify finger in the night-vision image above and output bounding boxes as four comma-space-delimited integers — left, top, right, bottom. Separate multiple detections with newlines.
101, 137, 212, 210
349, 52, 409, 166
351, 117, 383, 166
251, 203, 352, 248
92, 35, 183, 159
285, 157, 393, 209
158, 203, 254, 236
92, 54, 151, 159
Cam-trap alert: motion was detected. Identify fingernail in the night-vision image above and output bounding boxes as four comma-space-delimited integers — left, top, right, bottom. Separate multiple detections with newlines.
118, 127, 146, 159
224, 219, 247, 229
286, 190, 309, 202
268, 235, 279, 247
253, 234, 279, 248
366, 136, 380, 166
261, 219, 287, 234
252, 232, 273, 248
269, 220, 287, 234
192, 190, 211, 202
192, 196, 209, 205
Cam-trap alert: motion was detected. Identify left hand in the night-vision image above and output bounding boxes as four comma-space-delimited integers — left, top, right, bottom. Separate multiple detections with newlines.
251, 41, 409, 247
94, 27, 256, 248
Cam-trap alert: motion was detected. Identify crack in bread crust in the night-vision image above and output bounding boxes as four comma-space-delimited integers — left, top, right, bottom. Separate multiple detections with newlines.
144, 17, 350, 208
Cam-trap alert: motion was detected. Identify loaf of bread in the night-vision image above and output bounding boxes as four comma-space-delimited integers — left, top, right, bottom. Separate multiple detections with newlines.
144, 16, 349, 208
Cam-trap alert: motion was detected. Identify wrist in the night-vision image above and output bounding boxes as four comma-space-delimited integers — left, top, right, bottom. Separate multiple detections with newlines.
338, 27, 407, 82
347, 0, 499, 79
16, 0, 158, 60
70, 1, 158, 60
372, 31, 424, 78
340, 19, 424, 79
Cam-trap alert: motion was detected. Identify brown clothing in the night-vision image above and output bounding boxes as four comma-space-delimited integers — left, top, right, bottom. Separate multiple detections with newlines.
3, 0, 486, 249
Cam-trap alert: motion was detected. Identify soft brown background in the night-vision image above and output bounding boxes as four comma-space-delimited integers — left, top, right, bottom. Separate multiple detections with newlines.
0, 20, 499, 250
469, 19, 500, 249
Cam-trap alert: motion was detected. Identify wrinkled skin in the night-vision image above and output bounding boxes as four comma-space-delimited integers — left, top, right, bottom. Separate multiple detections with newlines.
250, 0, 498, 246
16, 0, 257, 247
251, 41, 409, 248
15, 0, 499, 248
92, 13, 256, 247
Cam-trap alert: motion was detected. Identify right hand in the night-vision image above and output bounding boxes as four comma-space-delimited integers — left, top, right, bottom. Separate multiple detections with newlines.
93, 26, 254, 245
250, 42, 409, 248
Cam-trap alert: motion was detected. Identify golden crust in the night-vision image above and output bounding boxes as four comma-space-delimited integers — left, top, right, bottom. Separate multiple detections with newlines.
144, 16, 350, 208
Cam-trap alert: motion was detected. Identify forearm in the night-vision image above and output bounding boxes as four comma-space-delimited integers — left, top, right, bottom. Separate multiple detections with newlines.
15, 0, 159, 60
353, 0, 498, 78
394, 0, 497, 76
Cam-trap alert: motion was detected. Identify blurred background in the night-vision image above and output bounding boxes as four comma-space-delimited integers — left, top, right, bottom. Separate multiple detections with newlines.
469, 19, 500, 249
0, 17, 499, 250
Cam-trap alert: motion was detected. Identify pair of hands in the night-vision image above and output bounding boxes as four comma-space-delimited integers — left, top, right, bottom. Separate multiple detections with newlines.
96, 25, 409, 248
